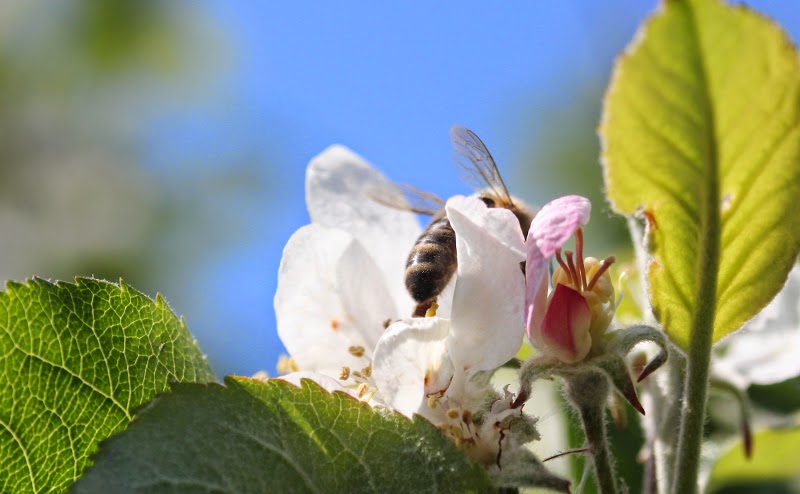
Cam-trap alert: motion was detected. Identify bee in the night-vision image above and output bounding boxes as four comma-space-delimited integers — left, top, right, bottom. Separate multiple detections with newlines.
375, 125, 534, 317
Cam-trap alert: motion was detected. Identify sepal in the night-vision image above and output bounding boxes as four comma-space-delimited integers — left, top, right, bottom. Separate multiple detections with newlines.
490, 448, 572, 493
605, 324, 669, 383
594, 354, 645, 416
710, 377, 754, 459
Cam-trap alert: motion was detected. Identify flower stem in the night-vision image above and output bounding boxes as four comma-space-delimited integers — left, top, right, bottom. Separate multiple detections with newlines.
652, 351, 685, 494
567, 371, 617, 494
672, 322, 713, 494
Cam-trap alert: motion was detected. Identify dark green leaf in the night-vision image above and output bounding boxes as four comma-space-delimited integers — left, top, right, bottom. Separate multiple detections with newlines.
0, 278, 215, 492
73, 377, 495, 494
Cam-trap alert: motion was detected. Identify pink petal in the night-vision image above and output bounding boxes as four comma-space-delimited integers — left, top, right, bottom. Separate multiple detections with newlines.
526, 274, 549, 345
525, 195, 591, 338
540, 284, 592, 363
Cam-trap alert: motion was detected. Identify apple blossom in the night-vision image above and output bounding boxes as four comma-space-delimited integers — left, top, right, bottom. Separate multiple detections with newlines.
514, 198, 671, 494
371, 195, 538, 466
524, 195, 617, 364
274, 145, 443, 395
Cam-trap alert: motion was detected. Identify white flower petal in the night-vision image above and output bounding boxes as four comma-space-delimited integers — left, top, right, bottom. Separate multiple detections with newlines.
278, 371, 358, 399
274, 224, 395, 375
446, 196, 526, 372
448, 195, 526, 257
716, 266, 800, 385
434, 277, 456, 320
336, 238, 399, 346
371, 318, 453, 418
306, 145, 421, 315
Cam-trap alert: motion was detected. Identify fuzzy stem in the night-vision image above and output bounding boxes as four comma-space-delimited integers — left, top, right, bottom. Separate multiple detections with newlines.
653, 351, 685, 494
567, 371, 617, 494
672, 323, 713, 494
579, 402, 617, 494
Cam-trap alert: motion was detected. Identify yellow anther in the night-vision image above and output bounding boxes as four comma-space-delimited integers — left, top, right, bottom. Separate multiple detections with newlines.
356, 383, 369, 398
276, 355, 298, 375
339, 367, 351, 381
425, 302, 439, 317
348, 345, 365, 357
446, 408, 460, 420
251, 370, 269, 381
360, 365, 372, 378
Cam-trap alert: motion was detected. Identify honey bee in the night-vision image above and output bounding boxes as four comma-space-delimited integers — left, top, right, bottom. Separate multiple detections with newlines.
375, 125, 534, 317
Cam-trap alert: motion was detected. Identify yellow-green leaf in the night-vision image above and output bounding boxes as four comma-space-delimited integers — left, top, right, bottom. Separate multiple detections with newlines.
600, 0, 800, 350
708, 427, 800, 492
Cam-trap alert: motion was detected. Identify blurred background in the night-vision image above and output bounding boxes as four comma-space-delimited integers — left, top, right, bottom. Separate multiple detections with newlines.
2, 2, 799, 490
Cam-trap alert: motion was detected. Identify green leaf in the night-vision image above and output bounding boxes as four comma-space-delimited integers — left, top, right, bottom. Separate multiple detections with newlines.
72, 377, 495, 494
600, 0, 800, 350
0, 278, 215, 493
708, 427, 800, 492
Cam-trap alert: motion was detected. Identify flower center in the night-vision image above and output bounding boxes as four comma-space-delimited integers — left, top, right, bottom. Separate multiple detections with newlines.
552, 228, 617, 337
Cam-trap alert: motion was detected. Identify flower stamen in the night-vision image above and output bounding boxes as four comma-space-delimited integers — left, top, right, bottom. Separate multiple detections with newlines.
587, 256, 616, 291
277, 355, 299, 375
565, 250, 580, 288
575, 228, 587, 291
555, 249, 571, 281
425, 302, 439, 317
348, 345, 365, 357
339, 366, 351, 380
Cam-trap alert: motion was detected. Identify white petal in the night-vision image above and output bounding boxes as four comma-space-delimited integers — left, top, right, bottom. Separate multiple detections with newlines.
371, 318, 453, 418
446, 196, 526, 372
278, 371, 358, 399
434, 277, 456, 320
306, 145, 421, 315
448, 195, 526, 257
274, 224, 396, 375
716, 267, 800, 385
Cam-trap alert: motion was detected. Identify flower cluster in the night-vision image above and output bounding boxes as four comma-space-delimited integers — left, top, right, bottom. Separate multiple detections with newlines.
275, 145, 539, 465
273, 143, 669, 472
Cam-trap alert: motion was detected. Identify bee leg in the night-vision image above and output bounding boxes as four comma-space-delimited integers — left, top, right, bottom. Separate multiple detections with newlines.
413, 299, 435, 317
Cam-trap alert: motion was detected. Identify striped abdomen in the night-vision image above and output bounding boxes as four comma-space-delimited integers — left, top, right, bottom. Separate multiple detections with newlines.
405, 215, 457, 316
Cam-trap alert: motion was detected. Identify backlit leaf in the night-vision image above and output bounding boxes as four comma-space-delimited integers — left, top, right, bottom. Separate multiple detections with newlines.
601, 0, 800, 349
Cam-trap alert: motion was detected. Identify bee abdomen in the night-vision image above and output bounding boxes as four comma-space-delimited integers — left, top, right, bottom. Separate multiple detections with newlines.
405, 217, 457, 304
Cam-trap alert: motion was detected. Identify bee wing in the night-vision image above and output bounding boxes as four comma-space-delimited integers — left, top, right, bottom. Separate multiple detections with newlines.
450, 125, 513, 204
369, 182, 445, 216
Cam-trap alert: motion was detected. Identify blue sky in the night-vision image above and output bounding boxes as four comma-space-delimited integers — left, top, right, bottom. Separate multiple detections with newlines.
147, 1, 800, 377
